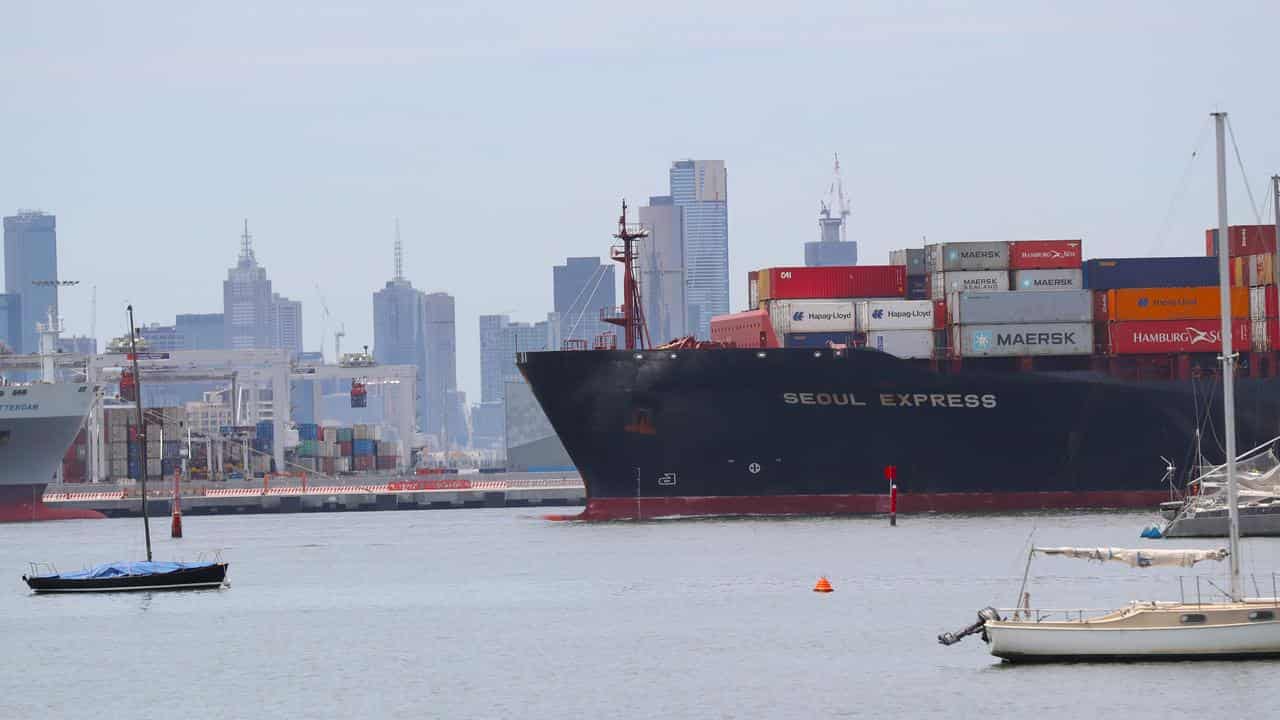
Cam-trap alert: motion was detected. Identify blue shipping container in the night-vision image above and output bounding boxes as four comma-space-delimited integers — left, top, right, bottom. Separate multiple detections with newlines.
298, 423, 319, 441
352, 439, 376, 456
783, 332, 854, 348
1083, 257, 1217, 291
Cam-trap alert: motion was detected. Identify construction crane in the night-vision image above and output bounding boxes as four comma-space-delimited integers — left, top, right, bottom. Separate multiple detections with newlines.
819, 153, 851, 243
314, 284, 345, 363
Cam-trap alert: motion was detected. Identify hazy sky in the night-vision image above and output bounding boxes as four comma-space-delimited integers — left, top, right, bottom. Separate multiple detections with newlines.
2, 1, 1278, 402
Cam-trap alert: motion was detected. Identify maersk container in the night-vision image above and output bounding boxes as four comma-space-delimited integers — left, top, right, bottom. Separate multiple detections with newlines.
906, 275, 929, 299
950, 290, 1092, 326
930, 270, 1009, 297
952, 322, 1093, 357
783, 331, 854, 348
1205, 225, 1278, 257
757, 266, 905, 300
925, 242, 1010, 272
1082, 257, 1218, 290
855, 299, 934, 331
865, 330, 934, 359
768, 299, 856, 334
1008, 240, 1083, 270
1012, 269, 1083, 292
889, 248, 926, 276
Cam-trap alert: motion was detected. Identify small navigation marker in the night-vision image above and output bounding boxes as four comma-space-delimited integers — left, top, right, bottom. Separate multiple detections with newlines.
813, 577, 833, 593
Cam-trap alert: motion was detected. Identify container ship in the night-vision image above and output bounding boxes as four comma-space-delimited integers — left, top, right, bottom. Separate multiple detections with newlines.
0, 380, 102, 522
518, 211, 1280, 520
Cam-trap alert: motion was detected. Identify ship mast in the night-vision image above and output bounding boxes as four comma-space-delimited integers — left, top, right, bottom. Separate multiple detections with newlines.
126, 305, 153, 562
1212, 112, 1241, 601
605, 201, 651, 350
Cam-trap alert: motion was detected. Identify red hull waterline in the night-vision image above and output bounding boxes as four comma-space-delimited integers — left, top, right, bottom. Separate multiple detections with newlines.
546, 490, 1172, 521
0, 484, 105, 523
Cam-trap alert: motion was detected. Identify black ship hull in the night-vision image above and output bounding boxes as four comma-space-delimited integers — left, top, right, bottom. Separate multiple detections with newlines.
517, 348, 1280, 520
24, 563, 229, 593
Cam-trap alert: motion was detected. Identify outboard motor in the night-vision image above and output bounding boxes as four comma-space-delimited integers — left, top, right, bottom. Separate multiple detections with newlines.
938, 607, 1001, 646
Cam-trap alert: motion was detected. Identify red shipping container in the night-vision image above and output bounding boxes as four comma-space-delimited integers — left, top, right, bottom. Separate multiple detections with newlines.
709, 309, 780, 347
1107, 318, 1251, 355
340, 441, 353, 456
1206, 225, 1278, 257
747, 270, 760, 308
1253, 318, 1279, 352
932, 300, 947, 330
757, 266, 905, 301
1008, 240, 1083, 270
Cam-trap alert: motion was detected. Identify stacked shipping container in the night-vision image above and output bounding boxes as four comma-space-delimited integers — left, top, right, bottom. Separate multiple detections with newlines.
293, 423, 400, 474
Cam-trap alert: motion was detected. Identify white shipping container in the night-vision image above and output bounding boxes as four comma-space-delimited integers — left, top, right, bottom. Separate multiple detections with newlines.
1253, 319, 1272, 352
855, 299, 934, 331
865, 330, 934, 359
926, 242, 1010, 272
950, 290, 1092, 325
931, 270, 1009, 298
952, 322, 1093, 357
1012, 269, 1083, 292
767, 299, 856, 334
1252, 286, 1266, 320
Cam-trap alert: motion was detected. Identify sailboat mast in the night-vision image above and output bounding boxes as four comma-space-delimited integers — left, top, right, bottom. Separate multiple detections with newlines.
126, 305, 153, 563
1212, 112, 1241, 600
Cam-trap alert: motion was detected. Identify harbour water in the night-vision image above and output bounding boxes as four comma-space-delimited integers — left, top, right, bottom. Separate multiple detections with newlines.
5, 508, 1280, 718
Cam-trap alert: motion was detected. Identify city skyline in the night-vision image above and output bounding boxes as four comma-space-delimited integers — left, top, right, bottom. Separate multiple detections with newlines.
4, 2, 1280, 405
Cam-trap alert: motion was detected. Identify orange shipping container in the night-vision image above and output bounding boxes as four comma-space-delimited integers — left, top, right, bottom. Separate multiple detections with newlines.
1099, 286, 1249, 321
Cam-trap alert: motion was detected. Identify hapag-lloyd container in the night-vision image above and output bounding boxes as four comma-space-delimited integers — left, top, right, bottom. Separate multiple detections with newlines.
855, 299, 934, 331
889, 248, 926, 276
756, 266, 905, 301
952, 322, 1093, 357
1106, 318, 1251, 355
783, 331, 854, 348
1008, 240, 1083, 270
1093, 286, 1248, 322
865, 330, 934, 359
1250, 285, 1279, 320
950, 290, 1092, 326
1205, 225, 1278, 257
1083, 257, 1218, 290
768, 299, 856, 334
1013, 268, 1083, 292
1254, 318, 1280, 352
930, 270, 1009, 297
925, 242, 1010, 272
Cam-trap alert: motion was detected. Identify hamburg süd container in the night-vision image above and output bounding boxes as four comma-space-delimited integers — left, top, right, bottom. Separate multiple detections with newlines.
709, 309, 779, 348
783, 332, 854, 348
1008, 240, 1083, 270
1093, 286, 1248, 322
1205, 225, 1278, 257
930, 270, 1009, 297
767, 299, 856, 334
952, 322, 1093, 357
1082, 257, 1218, 290
889, 248, 927, 276
1106, 318, 1251, 355
756, 266, 906, 301
925, 242, 1010, 273
950, 290, 1092, 326
1012, 268, 1083, 292
864, 330, 934, 359
855, 299, 934, 331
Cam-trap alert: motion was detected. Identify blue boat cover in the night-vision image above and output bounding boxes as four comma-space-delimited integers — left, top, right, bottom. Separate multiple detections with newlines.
54, 561, 215, 580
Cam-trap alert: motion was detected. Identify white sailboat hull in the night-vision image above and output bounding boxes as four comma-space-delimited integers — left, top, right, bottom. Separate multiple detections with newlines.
987, 616, 1280, 661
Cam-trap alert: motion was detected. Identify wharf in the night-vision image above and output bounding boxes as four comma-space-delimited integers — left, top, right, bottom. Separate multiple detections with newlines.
43, 472, 585, 518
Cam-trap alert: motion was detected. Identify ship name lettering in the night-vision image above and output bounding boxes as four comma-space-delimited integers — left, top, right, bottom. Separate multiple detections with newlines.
0, 403, 38, 412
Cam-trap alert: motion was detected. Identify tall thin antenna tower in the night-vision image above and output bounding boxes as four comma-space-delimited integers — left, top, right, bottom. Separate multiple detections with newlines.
239, 219, 255, 263
393, 218, 404, 282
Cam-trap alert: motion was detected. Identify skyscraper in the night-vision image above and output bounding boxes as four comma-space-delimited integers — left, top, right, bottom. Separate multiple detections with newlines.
553, 257, 615, 348
270, 293, 304, 357
669, 160, 728, 339
638, 196, 687, 343
805, 155, 858, 267
175, 313, 226, 350
223, 220, 274, 350
373, 243, 429, 437
3, 211, 57, 354
422, 292, 458, 446
478, 313, 560, 404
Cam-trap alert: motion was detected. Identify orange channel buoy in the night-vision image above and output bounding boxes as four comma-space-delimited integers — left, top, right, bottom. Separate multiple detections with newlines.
813, 576, 833, 593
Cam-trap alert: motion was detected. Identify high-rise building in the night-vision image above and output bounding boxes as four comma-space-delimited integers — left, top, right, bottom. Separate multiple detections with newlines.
422, 292, 459, 446
3, 211, 58, 354
805, 155, 858, 267
175, 313, 225, 350
0, 294, 20, 353
553, 257, 615, 349
478, 313, 560, 405
373, 252, 428, 437
223, 221, 274, 350
138, 323, 181, 352
670, 160, 728, 339
270, 293, 303, 357
638, 196, 687, 343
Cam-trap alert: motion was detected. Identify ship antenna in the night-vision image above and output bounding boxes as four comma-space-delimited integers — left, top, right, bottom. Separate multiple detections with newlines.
605, 201, 651, 350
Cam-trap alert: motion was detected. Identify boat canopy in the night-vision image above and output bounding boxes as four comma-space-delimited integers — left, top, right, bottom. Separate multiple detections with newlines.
52, 561, 216, 580
1034, 547, 1228, 568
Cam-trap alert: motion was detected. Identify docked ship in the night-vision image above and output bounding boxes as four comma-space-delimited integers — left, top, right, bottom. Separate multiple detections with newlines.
517, 202, 1280, 520
0, 380, 102, 522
